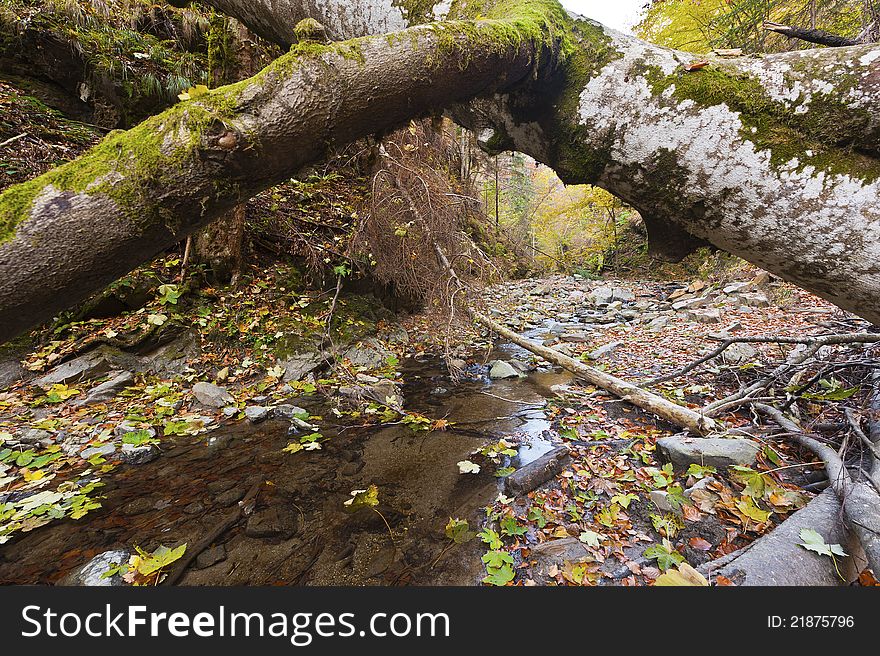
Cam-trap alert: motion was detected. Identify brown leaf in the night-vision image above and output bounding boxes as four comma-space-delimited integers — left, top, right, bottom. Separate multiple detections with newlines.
689, 537, 712, 551
683, 59, 710, 72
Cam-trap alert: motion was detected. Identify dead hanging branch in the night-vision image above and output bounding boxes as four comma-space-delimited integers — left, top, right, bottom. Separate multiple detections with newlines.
754, 403, 880, 576
763, 21, 865, 47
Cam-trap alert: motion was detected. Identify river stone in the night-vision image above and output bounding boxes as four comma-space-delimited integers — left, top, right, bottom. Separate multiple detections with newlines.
528, 538, 592, 585
245, 507, 300, 539
58, 550, 131, 587
686, 308, 722, 323
737, 292, 771, 307
272, 404, 309, 420
656, 436, 760, 471
119, 443, 159, 465
15, 428, 53, 447
195, 545, 227, 570
343, 339, 391, 369
192, 382, 234, 408
709, 489, 859, 585
77, 371, 135, 406
489, 360, 522, 379
245, 405, 271, 423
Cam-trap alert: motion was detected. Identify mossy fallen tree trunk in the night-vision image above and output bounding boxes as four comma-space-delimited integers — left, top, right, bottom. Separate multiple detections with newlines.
1, 0, 880, 342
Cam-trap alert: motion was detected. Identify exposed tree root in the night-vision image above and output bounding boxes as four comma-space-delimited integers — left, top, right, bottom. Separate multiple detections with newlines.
754, 403, 880, 577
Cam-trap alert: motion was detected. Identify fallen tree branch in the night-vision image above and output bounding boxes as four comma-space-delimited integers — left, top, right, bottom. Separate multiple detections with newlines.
651, 333, 880, 387
475, 311, 717, 435
754, 403, 880, 576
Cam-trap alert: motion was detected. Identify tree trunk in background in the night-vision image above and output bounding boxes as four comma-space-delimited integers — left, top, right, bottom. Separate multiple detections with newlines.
1, 0, 880, 342
193, 17, 258, 283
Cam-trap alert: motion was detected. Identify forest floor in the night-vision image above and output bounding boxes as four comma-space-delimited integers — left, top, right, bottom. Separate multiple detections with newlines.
2, 259, 875, 586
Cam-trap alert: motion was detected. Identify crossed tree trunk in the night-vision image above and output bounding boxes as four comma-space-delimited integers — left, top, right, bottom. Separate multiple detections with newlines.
1, 0, 879, 343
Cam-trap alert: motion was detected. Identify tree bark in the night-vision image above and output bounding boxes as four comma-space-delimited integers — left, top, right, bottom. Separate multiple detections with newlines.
763, 21, 864, 47
1, 0, 880, 342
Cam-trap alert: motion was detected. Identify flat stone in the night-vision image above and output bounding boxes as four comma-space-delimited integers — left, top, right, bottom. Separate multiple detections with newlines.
673, 296, 709, 311
192, 382, 234, 408
15, 428, 53, 447
528, 537, 592, 585
737, 292, 770, 307
77, 371, 135, 406
32, 346, 125, 388
489, 361, 522, 380
81, 444, 116, 459
244, 406, 271, 423
215, 488, 244, 507
650, 490, 681, 515
587, 341, 622, 361
656, 436, 760, 471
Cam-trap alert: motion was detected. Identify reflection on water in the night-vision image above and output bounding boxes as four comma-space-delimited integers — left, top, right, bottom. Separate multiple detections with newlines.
0, 351, 571, 586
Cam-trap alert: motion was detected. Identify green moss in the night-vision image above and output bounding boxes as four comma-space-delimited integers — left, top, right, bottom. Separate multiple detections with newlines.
647, 64, 880, 183
548, 19, 623, 184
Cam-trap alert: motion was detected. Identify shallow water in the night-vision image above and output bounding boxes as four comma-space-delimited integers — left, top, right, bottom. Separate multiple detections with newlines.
0, 353, 571, 586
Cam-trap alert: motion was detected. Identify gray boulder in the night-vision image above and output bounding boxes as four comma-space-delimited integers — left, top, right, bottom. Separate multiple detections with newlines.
281, 352, 326, 382
489, 360, 522, 379
192, 382, 234, 408
656, 435, 760, 471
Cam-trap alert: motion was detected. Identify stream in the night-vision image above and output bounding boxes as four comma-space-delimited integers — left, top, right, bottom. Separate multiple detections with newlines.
0, 334, 573, 586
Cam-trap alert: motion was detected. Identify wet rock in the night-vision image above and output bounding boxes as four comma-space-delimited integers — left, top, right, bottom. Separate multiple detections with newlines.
587, 341, 622, 361
245, 507, 300, 539
32, 346, 130, 388
183, 501, 205, 515
656, 436, 760, 471
489, 360, 522, 380
192, 382, 234, 408
195, 545, 227, 570
0, 347, 26, 389
245, 406, 271, 423
207, 479, 236, 495
119, 443, 159, 465
121, 497, 154, 516
215, 488, 245, 507
77, 371, 135, 406
58, 550, 131, 587
341, 461, 365, 476
272, 404, 309, 421
529, 538, 592, 584
506, 446, 570, 495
